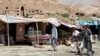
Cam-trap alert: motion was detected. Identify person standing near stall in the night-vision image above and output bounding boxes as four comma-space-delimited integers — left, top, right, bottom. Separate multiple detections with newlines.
51, 24, 58, 51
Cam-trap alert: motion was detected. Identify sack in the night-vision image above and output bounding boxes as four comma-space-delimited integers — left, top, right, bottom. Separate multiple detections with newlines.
65, 40, 71, 46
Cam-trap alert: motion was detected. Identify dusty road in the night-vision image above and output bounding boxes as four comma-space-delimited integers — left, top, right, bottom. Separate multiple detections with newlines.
0, 43, 100, 56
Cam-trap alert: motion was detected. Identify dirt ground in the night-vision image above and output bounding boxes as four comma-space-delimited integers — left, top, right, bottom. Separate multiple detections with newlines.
0, 43, 100, 56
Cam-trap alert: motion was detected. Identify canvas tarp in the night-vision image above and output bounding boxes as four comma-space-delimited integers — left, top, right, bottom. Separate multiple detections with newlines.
60, 22, 80, 29
0, 15, 62, 27
48, 18, 60, 27
0, 15, 48, 23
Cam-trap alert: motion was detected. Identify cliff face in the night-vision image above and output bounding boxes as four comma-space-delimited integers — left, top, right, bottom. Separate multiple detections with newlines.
0, 0, 69, 16
59, 0, 100, 16
0, 0, 99, 21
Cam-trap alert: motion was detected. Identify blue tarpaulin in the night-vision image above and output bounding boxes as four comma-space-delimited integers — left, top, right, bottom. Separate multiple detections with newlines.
78, 20, 98, 29
78, 20, 98, 25
8, 17, 14, 22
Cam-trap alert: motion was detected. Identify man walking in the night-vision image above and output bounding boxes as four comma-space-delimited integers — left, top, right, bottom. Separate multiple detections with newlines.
70, 28, 80, 54
51, 24, 58, 51
79, 25, 95, 56
84, 25, 95, 56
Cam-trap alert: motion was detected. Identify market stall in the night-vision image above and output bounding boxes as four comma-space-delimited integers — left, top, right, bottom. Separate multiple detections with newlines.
0, 15, 61, 46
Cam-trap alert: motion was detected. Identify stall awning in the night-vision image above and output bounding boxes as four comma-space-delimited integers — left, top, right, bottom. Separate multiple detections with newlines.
60, 22, 80, 29
0, 15, 62, 27
0, 15, 48, 23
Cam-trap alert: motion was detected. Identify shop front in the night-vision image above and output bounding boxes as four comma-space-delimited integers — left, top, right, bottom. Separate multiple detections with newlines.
0, 15, 51, 46
78, 20, 99, 42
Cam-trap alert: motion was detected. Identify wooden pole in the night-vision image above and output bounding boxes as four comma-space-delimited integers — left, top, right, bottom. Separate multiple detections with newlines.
7, 22, 10, 46
5, 8, 10, 46
6, 15, 10, 46
36, 22, 39, 44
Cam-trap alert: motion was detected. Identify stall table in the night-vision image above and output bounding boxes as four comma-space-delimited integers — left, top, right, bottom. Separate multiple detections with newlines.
25, 35, 51, 45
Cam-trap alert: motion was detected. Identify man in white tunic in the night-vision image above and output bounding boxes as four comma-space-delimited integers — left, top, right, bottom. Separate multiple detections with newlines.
51, 25, 58, 51
70, 28, 80, 54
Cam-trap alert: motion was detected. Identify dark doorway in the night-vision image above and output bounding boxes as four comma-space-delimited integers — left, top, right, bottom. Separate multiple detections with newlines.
21, 6, 25, 16
46, 23, 52, 34
90, 25, 98, 34
9, 24, 16, 44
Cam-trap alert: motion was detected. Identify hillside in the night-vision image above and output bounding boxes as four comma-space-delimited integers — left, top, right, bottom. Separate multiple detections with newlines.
58, 0, 100, 16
